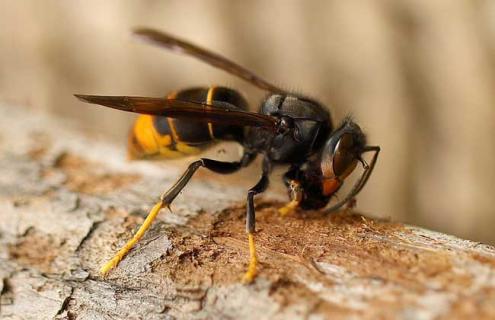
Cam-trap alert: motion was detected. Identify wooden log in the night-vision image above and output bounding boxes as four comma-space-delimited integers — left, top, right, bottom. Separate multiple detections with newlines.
0, 104, 494, 320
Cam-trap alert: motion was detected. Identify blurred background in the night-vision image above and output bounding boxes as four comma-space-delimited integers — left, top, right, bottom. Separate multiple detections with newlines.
1, 0, 494, 244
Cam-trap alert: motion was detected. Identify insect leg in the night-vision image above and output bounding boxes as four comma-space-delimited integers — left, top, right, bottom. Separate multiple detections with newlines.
242, 158, 271, 284
278, 167, 303, 216
100, 153, 255, 276
278, 180, 303, 216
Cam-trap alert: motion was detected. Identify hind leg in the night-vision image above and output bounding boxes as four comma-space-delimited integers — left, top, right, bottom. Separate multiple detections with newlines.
101, 154, 254, 275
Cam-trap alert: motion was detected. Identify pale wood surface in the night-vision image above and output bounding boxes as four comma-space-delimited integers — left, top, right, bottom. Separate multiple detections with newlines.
1, 104, 495, 320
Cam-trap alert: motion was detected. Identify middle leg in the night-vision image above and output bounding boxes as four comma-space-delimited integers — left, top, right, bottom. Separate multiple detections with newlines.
242, 158, 271, 283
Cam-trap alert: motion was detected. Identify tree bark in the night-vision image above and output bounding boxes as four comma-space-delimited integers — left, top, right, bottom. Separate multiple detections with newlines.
1, 104, 495, 320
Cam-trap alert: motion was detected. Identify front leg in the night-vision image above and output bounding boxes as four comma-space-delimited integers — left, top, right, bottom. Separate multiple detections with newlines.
278, 167, 304, 216
278, 179, 303, 216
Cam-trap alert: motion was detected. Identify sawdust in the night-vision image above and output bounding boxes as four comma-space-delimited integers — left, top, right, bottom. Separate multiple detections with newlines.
88, 201, 470, 318
210, 204, 446, 288
91, 200, 470, 294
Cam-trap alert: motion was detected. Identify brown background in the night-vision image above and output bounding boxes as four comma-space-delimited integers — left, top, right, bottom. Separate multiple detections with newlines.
1, 0, 494, 245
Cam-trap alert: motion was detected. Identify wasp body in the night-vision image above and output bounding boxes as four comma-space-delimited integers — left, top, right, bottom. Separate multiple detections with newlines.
75, 28, 380, 283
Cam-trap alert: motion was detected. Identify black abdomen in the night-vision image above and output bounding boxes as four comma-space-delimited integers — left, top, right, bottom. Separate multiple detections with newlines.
128, 86, 248, 159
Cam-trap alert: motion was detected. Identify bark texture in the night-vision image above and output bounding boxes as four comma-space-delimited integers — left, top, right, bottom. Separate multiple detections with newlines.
1, 104, 495, 320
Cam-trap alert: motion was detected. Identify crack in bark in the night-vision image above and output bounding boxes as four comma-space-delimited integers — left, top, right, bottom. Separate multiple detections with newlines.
55, 286, 74, 318
0, 277, 13, 309
75, 220, 103, 253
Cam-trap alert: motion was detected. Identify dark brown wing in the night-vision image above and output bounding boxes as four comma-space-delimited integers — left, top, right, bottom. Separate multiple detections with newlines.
133, 27, 286, 94
75, 94, 278, 130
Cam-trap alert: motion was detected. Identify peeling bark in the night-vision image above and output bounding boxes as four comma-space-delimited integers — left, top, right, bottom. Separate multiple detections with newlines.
1, 104, 495, 320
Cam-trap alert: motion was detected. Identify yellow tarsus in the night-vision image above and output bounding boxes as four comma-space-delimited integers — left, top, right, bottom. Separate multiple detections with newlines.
100, 201, 165, 276
278, 199, 299, 217
242, 233, 258, 284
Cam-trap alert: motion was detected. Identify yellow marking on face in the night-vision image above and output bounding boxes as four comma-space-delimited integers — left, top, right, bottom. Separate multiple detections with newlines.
206, 86, 216, 140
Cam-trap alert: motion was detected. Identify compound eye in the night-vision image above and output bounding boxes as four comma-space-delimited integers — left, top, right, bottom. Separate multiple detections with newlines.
332, 133, 358, 179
